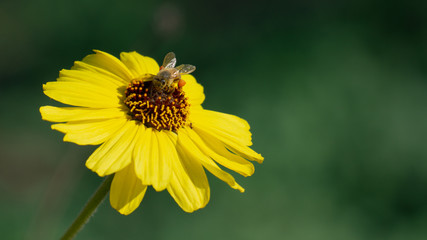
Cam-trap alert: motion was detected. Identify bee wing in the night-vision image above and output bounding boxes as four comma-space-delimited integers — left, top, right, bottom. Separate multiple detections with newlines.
162, 52, 177, 69
176, 64, 196, 75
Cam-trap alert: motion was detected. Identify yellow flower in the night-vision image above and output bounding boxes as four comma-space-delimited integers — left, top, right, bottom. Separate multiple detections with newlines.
40, 50, 263, 214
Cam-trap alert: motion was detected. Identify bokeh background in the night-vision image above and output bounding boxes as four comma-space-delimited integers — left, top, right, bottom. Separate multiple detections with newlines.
1, 0, 427, 239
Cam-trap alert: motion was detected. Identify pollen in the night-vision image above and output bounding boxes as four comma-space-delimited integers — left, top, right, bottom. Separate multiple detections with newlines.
124, 79, 190, 131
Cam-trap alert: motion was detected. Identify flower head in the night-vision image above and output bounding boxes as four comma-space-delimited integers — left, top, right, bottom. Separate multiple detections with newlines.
40, 50, 263, 214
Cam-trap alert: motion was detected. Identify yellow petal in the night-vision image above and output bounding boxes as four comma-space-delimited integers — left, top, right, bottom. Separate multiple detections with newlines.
133, 128, 172, 191
181, 74, 205, 106
59, 68, 124, 91
120, 51, 160, 78
190, 109, 252, 146
86, 120, 139, 176
194, 124, 263, 163
40, 106, 126, 123
71, 60, 129, 86
82, 50, 133, 82
43, 81, 121, 108
179, 129, 245, 192
166, 132, 210, 213
110, 165, 148, 215
51, 118, 127, 145
226, 143, 264, 164
185, 127, 254, 177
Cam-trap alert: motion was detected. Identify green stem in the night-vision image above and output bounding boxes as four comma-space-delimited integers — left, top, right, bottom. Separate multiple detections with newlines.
61, 174, 114, 240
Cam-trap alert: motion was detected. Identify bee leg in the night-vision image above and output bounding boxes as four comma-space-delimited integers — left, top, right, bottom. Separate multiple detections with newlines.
178, 79, 186, 88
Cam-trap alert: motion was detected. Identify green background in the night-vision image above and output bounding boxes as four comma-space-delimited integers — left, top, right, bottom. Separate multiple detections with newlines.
1, 0, 427, 239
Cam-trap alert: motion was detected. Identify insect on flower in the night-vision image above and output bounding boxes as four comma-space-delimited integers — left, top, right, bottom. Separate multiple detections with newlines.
40, 50, 263, 215
151, 52, 195, 93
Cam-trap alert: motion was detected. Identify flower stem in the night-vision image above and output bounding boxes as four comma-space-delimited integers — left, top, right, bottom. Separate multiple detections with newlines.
61, 174, 114, 240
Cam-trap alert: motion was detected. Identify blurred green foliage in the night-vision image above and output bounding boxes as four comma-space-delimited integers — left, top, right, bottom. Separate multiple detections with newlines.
1, 0, 427, 239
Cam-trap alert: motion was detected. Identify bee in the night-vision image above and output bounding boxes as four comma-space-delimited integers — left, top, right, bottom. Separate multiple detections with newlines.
152, 52, 196, 92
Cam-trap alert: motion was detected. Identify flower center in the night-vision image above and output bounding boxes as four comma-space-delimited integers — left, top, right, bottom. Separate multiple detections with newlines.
124, 79, 189, 131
